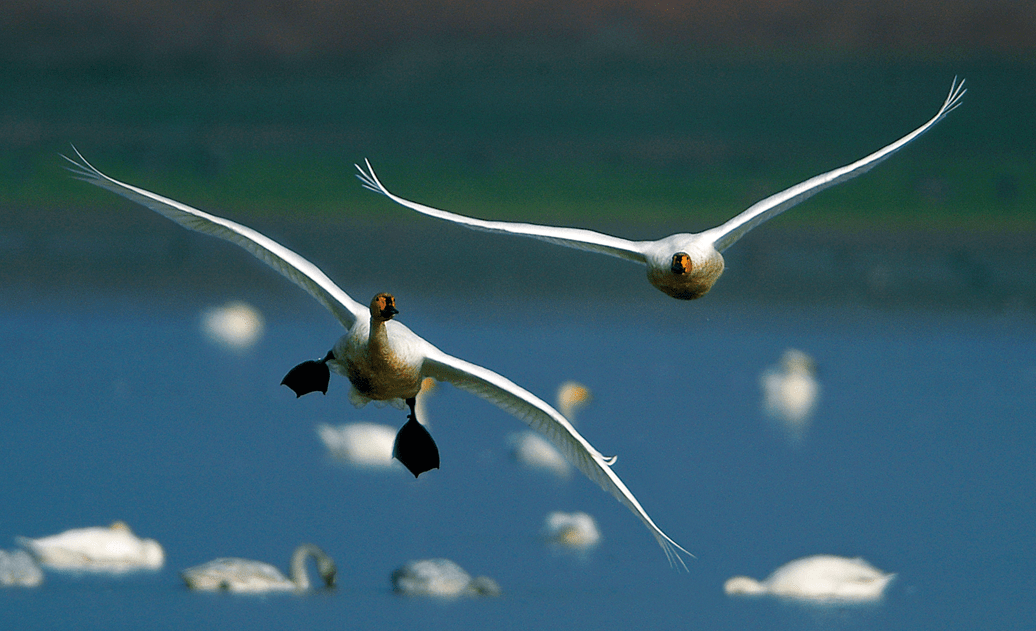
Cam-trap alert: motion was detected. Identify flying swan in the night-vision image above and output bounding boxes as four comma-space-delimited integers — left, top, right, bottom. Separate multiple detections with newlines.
64, 150, 691, 569
356, 79, 965, 300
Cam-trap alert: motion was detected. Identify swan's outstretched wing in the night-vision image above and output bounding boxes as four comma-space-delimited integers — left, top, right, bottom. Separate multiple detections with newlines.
356, 160, 649, 265
421, 347, 691, 568
706, 78, 966, 253
64, 148, 366, 328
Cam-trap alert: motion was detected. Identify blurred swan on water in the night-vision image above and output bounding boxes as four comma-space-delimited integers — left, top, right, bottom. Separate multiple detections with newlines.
510, 381, 592, 477
543, 511, 601, 551
391, 558, 500, 598
724, 555, 895, 603
317, 378, 437, 469
17, 521, 164, 572
317, 421, 397, 468
0, 549, 44, 587
357, 79, 964, 300
200, 300, 265, 351
181, 543, 336, 593
760, 349, 820, 443
66, 152, 691, 568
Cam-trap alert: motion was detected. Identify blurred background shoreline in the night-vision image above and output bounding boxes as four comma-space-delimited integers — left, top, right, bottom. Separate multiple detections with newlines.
1, 1, 1033, 313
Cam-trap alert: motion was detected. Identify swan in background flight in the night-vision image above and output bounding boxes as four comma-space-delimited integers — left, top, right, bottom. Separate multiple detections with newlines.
724, 555, 895, 603
357, 78, 965, 300
17, 521, 164, 572
181, 543, 336, 593
65, 151, 691, 568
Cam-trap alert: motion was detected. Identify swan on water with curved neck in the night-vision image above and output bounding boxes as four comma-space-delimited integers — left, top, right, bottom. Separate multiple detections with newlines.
356, 78, 965, 300
181, 543, 337, 593
64, 150, 692, 569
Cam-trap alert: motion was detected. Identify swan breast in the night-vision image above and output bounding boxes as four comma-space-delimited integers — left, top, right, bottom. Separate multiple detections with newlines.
644, 237, 725, 300
332, 320, 426, 403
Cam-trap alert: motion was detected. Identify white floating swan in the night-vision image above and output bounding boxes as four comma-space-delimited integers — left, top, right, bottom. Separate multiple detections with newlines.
17, 521, 164, 572
0, 549, 44, 587
65, 152, 691, 568
724, 555, 895, 603
510, 381, 593, 477
317, 421, 398, 468
357, 79, 965, 300
181, 543, 336, 593
542, 511, 601, 551
760, 348, 820, 442
391, 558, 500, 598
200, 300, 265, 351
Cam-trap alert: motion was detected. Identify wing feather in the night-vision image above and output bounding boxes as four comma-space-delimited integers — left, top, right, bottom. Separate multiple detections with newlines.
707, 78, 966, 252
64, 148, 365, 328
421, 347, 692, 568
356, 160, 649, 265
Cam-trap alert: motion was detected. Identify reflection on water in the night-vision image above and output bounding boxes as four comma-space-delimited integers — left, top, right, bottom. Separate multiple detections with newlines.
0, 215, 1033, 630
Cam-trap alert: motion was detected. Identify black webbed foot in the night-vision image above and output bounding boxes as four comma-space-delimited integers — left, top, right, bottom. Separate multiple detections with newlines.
281, 351, 334, 397
393, 414, 440, 478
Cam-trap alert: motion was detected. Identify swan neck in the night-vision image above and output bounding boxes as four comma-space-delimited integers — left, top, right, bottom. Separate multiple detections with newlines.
367, 318, 393, 363
289, 545, 317, 591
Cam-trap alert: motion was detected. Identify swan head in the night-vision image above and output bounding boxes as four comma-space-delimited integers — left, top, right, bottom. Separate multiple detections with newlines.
316, 553, 338, 588
671, 252, 692, 275
370, 293, 399, 322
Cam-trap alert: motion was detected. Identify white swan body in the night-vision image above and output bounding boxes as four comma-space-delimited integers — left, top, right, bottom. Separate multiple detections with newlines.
317, 421, 398, 467
391, 558, 500, 598
200, 300, 265, 351
725, 555, 895, 603
65, 152, 691, 568
357, 79, 965, 300
17, 521, 164, 572
182, 543, 336, 593
543, 511, 601, 550
760, 348, 820, 442
0, 549, 44, 587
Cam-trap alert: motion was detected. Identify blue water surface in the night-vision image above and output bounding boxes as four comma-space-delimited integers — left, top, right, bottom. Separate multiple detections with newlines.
1, 247, 1033, 630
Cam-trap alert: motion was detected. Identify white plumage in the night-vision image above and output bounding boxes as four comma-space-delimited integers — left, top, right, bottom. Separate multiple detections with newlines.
17, 521, 164, 572
725, 555, 895, 603
65, 152, 690, 568
391, 558, 500, 598
181, 543, 336, 593
357, 79, 964, 300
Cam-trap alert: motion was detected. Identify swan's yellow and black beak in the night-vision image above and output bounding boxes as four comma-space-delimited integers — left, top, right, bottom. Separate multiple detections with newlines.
671, 252, 692, 275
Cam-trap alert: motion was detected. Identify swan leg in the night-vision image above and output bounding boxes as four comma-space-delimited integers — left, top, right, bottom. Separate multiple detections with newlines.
393, 398, 440, 477
280, 350, 334, 397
